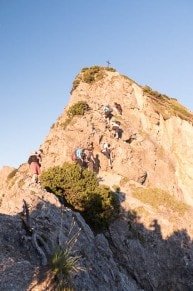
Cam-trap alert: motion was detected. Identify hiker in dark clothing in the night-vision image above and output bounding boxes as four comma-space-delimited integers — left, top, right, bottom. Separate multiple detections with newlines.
111, 121, 123, 139
36, 149, 43, 167
114, 102, 122, 115
85, 142, 95, 172
86, 150, 95, 172
103, 105, 113, 124
101, 143, 113, 168
93, 154, 101, 174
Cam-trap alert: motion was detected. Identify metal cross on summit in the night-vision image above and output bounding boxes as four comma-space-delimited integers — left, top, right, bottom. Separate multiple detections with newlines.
106, 60, 111, 67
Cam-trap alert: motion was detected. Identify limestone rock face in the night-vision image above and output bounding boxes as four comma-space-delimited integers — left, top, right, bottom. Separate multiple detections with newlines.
1, 67, 193, 290
41, 69, 193, 206
0, 172, 141, 291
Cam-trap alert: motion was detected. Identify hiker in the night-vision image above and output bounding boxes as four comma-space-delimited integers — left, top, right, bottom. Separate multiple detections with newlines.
86, 141, 94, 151
75, 147, 87, 168
86, 152, 95, 172
36, 149, 43, 167
111, 121, 120, 139
28, 152, 41, 183
111, 121, 122, 139
85, 142, 95, 172
101, 143, 113, 168
103, 105, 113, 124
114, 102, 122, 115
93, 154, 101, 174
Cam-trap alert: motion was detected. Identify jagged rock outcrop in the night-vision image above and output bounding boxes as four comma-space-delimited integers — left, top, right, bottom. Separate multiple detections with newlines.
1, 66, 193, 290
0, 172, 141, 290
41, 68, 193, 206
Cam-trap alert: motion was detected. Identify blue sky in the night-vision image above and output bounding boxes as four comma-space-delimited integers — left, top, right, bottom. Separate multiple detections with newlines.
1, 0, 193, 169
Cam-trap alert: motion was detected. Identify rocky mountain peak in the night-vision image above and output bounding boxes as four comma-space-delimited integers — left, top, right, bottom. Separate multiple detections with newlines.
40, 66, 193, 206
1, 66, 193, 290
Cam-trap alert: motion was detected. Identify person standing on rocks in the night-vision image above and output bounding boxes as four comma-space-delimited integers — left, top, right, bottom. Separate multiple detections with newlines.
36, 149, 43, 168
113, 102, 122, 115
111, 120, 122, 139
103, 105, 113, 125
101, 143, 113, 169
85, 142, 95, 172
28, 151, 41, 184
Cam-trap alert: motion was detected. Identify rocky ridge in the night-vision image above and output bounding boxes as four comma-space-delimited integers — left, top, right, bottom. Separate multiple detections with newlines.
1, 66, 193, 290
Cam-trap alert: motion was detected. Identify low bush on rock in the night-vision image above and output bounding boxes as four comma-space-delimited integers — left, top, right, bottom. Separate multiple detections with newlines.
40, 162, 120, 231
61, 101, 90, 129
67, 101, 90, 117
70, 66, 116, 93
7, 168, 18, 180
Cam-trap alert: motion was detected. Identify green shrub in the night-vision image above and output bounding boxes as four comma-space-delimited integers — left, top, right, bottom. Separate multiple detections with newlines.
60, 101, 90, 130
60, 117, 72, 130
106, 67, 116, 72
143, 85, 193, 123
70, 66, 116, 93
81, 66, 101, 84
7, 169, 18, 180
40, 163, 120, 230
71, 78, 81, 93
67, 101, 90, 117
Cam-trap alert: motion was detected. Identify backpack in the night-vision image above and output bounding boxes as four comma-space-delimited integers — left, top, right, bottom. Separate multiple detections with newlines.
28, 154, 38, 164
104, 106, 110, 112
101, 143, 108, 152
71, 151, 77, 161
75, 148, 83, 159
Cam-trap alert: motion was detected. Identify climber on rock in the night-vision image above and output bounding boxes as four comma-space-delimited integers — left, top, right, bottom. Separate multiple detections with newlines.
28, 151, 41, 184
111, 120, 122, 139
85, 142, 95, 172
103, 105, 113, 125
113, 102, 122, 115
74, 147, 87, 169
101, 142, 113, 169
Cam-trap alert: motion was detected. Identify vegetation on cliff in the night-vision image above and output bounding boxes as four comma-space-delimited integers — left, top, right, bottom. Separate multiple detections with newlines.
40, 162, 120, 230
61, 101, 90, 129
143, 85, 193, 123
71, 65, 116, 93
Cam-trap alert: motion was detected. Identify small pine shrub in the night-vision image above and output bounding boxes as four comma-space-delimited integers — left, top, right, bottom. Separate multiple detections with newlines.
143, 85, 193, 123
60, 101, 89, 130
50, 123, 55, 129
7, 169, 18, 180
106, 67, 116, 72
67, 101, 90, 117
71, 78, 81, 93
60, 117, 72, 130
70, 66, 116, 93
81, 67, 89, 72
40, 163, 120, 230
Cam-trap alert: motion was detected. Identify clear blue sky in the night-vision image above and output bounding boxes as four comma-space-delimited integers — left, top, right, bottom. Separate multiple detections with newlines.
1, 0, 193, 169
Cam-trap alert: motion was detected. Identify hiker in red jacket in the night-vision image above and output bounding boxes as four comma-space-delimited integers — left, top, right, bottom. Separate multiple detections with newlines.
28, 152, 41, 183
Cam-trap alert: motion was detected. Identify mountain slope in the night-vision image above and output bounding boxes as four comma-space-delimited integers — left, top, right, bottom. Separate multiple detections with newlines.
41, 66, 193, 206
1, 66, 193, 290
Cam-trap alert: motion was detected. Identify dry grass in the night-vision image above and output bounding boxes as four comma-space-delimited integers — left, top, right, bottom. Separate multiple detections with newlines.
132, 187, 189, 216
143, 86, 193, 123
